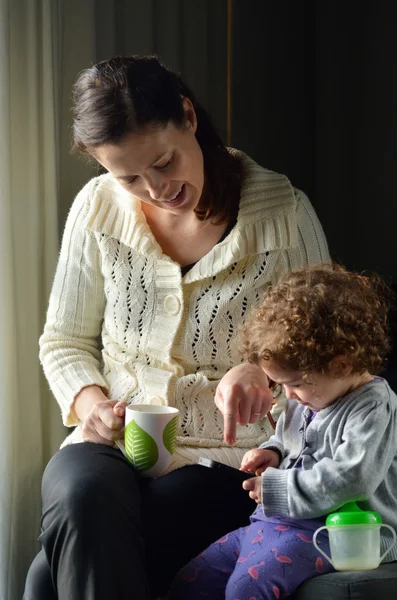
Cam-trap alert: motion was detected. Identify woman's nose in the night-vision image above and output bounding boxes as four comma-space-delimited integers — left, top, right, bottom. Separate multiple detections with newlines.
145, 173, 167, 201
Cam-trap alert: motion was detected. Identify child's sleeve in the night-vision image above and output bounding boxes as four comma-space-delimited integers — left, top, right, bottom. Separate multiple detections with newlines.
261, 395, 397, 519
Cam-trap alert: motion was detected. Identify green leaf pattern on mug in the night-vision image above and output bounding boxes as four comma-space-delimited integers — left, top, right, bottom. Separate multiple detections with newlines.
125, 420, 158, 471
163, 415, 178, 454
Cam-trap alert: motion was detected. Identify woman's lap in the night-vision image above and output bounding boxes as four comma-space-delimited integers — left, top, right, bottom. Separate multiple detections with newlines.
25, 443, 256, 599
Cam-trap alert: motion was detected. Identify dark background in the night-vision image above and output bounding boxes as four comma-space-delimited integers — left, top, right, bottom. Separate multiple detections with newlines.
231, 1, 397, 285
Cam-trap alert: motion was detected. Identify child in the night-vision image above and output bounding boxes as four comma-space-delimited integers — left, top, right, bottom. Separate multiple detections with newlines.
168, 264, 397, 600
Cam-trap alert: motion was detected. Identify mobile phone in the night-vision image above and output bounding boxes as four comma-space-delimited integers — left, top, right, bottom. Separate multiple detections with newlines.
197, 457, 256, 480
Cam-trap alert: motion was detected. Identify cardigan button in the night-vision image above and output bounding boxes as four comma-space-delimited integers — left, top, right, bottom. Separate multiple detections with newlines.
149, 396, 166, 406
164, 294, 181, 315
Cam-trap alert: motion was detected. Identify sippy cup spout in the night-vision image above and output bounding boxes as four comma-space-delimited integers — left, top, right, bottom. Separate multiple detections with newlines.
339, 502, 361, 513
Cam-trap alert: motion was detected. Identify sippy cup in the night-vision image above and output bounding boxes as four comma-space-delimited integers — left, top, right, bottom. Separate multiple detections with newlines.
313, 502, 397, 571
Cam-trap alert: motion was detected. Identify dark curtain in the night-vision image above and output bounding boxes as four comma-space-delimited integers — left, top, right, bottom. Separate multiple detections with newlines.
232, 0, 397, 285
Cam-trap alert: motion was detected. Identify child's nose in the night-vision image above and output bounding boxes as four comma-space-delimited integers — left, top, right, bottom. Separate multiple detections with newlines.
284, 385, 297, 400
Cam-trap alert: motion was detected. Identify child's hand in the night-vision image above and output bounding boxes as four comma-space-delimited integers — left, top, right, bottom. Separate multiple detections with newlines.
240, 448, 280, 475
243, 475, 262, 503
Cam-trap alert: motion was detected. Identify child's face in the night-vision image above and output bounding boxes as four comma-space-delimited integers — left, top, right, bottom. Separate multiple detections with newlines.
261, 360, 353, 411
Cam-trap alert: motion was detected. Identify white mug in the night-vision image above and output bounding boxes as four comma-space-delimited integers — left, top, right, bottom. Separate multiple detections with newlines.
119, 404, 179, 478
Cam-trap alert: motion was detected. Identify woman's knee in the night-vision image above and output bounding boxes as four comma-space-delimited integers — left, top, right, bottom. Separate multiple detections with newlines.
41, 443, 141, 525
23, 549, 55, 600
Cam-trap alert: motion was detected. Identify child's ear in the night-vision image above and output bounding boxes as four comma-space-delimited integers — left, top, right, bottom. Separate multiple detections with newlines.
329, 355, 353, 378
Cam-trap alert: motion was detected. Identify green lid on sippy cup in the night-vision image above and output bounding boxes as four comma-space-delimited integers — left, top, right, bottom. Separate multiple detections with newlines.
326, 502, 382, 527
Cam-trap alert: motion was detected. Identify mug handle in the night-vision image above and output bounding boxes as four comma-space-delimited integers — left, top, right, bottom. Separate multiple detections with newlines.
380, 524, 397, 562
313, 526, 334, 566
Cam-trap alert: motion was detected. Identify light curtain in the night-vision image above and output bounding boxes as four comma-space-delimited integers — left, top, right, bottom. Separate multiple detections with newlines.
0, 1, 65, 598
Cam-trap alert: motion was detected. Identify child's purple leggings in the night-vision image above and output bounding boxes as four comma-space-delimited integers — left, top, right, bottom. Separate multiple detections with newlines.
168, 506, 334, 599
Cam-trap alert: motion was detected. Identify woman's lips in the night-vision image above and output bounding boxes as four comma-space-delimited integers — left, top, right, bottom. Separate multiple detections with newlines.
163, 184, 185, 207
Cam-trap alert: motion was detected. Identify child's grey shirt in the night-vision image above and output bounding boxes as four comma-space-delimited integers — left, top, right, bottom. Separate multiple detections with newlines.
260, 378, 397, 561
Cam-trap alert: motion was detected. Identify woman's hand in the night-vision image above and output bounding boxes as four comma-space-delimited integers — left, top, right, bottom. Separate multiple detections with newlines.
215, 363, 273, 445
82, 400, 128, 445
242, 475, 263, 504
74, 385, 128, 445
240, 448, 280, 475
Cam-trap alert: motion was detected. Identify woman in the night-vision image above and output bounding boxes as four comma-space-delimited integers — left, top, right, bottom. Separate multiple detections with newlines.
24, 55, 329, 599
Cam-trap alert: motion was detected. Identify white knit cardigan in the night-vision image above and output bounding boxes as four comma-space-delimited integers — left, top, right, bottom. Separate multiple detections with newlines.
40, 151, 330, 470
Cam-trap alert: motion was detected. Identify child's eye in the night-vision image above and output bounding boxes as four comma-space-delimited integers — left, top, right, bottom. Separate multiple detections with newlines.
124, 177, 136, 185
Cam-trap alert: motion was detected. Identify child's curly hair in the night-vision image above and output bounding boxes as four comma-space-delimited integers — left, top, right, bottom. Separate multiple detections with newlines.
241, 264, 392, 376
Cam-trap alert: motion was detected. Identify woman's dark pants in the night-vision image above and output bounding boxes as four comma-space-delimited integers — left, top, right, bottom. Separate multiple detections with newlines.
23, 443, 255, 599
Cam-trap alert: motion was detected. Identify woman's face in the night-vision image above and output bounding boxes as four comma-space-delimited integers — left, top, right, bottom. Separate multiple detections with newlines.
90, 101, 205, 216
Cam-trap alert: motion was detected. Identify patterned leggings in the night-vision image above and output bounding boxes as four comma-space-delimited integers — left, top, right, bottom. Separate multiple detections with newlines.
168, 507, 334, 599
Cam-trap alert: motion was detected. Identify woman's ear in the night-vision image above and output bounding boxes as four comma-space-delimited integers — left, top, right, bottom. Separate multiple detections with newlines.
181, 97, 198, 133
329, 355, 353, 378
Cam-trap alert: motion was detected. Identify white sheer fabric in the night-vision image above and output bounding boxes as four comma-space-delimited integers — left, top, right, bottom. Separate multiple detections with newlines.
0, 1, 64, 598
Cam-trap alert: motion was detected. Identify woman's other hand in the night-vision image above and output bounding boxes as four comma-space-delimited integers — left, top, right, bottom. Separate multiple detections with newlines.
240, 448, 280, 475
74, 385, 127, 445
242, 475, 263, 504
215, 363, 273, 445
